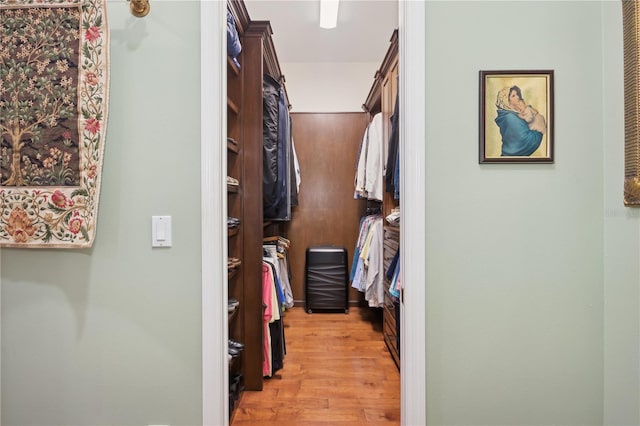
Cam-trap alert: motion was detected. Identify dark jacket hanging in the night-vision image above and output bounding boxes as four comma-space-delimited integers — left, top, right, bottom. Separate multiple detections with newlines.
385, 88, 400, 195
263, 74, 281, 214
263, 74, 292, 220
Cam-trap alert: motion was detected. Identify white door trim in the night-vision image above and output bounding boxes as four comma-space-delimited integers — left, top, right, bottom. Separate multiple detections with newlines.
201, 1, 427, 424
201, 1, 228, 424
399, 1, 427, 424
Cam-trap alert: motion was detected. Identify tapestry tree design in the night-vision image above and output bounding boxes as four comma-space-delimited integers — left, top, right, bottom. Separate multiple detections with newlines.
0, 6, 81, 186
0, 0, 108, 248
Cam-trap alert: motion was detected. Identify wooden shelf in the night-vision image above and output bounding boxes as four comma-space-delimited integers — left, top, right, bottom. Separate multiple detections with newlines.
228, 354, 238, 370
227, 0, 289, 395
228, 267, 240, 281
363, 29, 398, 114
227, 138, 240, 154
227, 56, 240, 77
370, 30, 400, 371
227, 97, 240, 115
228, 307, 239, 323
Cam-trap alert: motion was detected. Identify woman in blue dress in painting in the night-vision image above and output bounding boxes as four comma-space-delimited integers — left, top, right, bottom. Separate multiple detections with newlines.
494, 86, 546, 156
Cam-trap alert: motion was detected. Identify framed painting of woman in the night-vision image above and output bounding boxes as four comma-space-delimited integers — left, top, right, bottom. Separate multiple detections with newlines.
479, 70, 554, 163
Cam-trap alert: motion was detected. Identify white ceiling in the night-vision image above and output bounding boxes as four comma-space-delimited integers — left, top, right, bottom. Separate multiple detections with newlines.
244, 0, 399, 64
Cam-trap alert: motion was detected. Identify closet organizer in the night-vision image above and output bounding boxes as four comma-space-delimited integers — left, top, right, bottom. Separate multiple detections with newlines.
226, 0, 297, 417
353, 30, 401, 369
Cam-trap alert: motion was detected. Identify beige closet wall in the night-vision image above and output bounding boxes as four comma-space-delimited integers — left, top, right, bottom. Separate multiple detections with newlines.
287, 112, 368, 305
283, 62, 378, 112
1, 2, 203, 425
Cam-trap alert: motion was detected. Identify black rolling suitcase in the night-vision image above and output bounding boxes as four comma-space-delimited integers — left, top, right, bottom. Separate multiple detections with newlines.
305, 246, 349, 314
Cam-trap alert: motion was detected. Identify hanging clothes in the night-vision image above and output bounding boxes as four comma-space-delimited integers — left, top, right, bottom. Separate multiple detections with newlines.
277, 255, 294, 309
289, 126, 299, 207
292, 137, 301, 194
262, 235, 293, 377
226, 12, 242, 69
263, 74, 282, 216
263, 74, 293, 220
265, 260, 285, 377
387, 249, 400, 299
350, 215, 385, 307
262, 259, 285, 378
261, 262, 275, 377
354, 113, 384, 202
263, 238, 294, 309
386, 89, 400, 198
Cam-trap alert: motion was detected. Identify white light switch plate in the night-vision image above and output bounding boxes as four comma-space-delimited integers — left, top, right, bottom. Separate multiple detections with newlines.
152, 216, 172, 247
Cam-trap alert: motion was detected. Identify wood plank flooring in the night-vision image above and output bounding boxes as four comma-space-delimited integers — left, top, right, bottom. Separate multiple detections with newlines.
231, 307, 400, 426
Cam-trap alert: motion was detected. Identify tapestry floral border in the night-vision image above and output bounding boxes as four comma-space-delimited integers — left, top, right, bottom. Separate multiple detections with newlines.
0, 0, 109, 248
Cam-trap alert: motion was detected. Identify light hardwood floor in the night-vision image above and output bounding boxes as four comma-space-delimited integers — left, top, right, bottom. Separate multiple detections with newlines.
231, 306, 401, 425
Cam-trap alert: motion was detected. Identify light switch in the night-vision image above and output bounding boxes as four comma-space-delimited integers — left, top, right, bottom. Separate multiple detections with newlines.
152, 216, 172, 247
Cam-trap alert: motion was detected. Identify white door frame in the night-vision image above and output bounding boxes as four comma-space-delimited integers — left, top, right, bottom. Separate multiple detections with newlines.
399, 1, 426, 424
201, 0, 228, 423
201, 1, 426, 424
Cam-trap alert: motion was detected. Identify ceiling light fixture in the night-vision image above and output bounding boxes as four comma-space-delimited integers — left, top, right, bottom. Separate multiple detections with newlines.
320, 0, 340, 29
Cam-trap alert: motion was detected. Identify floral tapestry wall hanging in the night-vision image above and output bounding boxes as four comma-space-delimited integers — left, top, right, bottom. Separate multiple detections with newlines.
0, 0, 109, 247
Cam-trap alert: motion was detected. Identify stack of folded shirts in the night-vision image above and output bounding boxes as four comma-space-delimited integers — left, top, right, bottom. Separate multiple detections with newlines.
226, 176, 239, 187
385, 206, 400, 225
227, 217, 240, 229
228, 338, 245, 358
228, 257, 242, 272
228, 297, 240, 313
263, 235, 290, 250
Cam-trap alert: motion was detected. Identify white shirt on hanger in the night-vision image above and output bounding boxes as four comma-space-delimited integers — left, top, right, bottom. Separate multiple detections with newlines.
364, 113, 384, 202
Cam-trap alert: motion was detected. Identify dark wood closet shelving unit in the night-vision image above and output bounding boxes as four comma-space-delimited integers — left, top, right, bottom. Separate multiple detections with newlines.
227, 97, 240, 115
228, 308, 239, 323
227, 138, 240, 154
363, 29, 400, 370
226, 0, 292, 411
228, 56, 241, 76
228, 267, 239, 282
364, 30, 398, 117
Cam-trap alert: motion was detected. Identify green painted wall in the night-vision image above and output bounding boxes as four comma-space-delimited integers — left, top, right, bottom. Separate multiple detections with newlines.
425, 1, 609, 424
1, 2, 203, 425
602, 2, 640, 425
2, 1, 638, 425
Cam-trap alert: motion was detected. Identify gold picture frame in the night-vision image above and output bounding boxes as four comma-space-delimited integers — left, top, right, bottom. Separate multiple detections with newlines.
479, 70, 554, 164
623, 0, 640, 206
